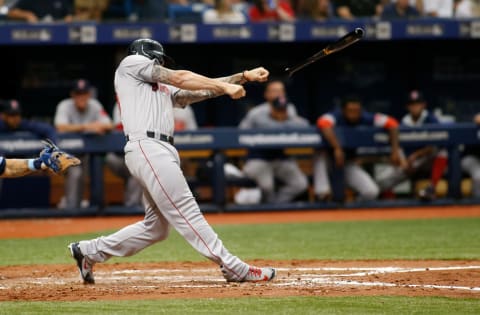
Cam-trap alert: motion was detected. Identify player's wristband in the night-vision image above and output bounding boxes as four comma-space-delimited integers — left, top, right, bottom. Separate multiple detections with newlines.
28, 158, 43, 171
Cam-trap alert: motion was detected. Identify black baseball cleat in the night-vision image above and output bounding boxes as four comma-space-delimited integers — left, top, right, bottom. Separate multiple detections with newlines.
68, 242, 95, 284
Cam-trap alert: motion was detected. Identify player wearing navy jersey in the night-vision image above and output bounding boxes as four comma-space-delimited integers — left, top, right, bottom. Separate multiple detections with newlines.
0, 99, 58, 142
314, 95, 402, 201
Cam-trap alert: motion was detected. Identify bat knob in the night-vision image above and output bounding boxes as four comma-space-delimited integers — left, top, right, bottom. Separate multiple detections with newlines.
354, 27, 365, 37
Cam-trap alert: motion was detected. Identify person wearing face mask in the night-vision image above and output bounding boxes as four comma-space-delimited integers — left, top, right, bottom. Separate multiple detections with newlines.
238, 79, 309, 204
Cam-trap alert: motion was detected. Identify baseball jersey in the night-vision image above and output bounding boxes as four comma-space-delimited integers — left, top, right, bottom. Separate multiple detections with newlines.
239, 103, 309, 160
402, 109, 443, 155
114, 55, 180, 138
54, 98, 112, 126
317, 109, 398, 158
401, 109, 439, 127
0, 156, 5, 175
317, 109, 398, 129
0, 119, 57, 143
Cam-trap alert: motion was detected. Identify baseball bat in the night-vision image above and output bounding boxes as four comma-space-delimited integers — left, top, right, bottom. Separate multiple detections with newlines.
285, 27, 365, 77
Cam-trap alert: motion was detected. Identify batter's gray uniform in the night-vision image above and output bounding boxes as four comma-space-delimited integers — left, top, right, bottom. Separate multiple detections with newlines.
239, 103, 309, 203
54, 98, 112, 208
78, 54, 250, 281
105, 105, 143, 207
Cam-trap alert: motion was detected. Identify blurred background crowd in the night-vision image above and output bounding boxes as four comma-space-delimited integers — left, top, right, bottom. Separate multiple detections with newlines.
0, 0, 479, 23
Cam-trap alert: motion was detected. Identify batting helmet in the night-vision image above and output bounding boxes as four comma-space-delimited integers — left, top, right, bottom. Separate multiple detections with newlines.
128, 38, 168, 65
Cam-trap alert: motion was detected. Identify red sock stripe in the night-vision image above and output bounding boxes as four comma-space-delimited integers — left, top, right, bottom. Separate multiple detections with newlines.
431, 156, 448, 186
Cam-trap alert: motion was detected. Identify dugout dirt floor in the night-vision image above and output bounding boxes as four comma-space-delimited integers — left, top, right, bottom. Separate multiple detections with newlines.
0, 205, 479, 301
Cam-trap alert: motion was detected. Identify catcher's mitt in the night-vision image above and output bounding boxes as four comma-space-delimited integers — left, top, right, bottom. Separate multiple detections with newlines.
40, 139, 81, 174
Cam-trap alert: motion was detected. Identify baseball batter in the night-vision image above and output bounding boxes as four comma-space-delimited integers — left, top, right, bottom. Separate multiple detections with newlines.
68, 38, 276, 284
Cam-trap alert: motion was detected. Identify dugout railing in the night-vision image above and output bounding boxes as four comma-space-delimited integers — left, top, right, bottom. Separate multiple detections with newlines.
0, 123, 479, 218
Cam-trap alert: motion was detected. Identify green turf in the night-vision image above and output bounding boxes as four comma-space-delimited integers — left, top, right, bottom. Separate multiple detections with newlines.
1, 296, 480, 315
0, 217, 479, 266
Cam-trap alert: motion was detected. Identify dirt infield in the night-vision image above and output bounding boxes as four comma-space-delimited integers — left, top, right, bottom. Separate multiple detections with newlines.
1, 260, 479, 301
0, 205, 479, 301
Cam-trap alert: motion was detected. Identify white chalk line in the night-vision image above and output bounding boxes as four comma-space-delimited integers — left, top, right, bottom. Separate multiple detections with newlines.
107, 265, 480, 276
1, 265, 479, 293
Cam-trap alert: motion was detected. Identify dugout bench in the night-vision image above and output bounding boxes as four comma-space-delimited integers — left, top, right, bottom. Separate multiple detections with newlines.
0, 123, 479, 216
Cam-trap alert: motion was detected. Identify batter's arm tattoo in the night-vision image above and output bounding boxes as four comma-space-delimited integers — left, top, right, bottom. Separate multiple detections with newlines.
1, 159, 35, 178
215, 73, 246, 85
174, 89, 220, 107
173, 72, 248, 106
151, 64, 177, 85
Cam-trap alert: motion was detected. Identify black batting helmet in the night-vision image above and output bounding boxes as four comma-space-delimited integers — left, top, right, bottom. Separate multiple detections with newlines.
128, 38, 168, 65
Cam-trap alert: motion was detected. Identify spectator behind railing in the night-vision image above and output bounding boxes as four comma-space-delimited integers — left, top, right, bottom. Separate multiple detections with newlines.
135, 0, 169, 21
7, 0, 74, 23
332, 0, 384, 19
202, 0, 247, 23
381, 0, 420, 19
73, 0, 110, 22
297, 0, 334, 21
248, 0, 296, 22
422, 0, 453, 17
454, 0, 478, 18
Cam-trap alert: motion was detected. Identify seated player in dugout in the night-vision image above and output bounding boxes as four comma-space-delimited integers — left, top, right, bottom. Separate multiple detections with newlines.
376, 90, 448, 201
460, 113, 480, 199
238, 79, 310, 204
0, 99, 57, 143
313, 94, 403, 201
54, 79, 113, 209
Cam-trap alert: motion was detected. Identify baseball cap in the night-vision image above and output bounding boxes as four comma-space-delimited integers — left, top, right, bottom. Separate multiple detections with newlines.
2, 99, 21, 115
406, 90, 426, 104
71, 79, 92, 94
271, 96, 288, 110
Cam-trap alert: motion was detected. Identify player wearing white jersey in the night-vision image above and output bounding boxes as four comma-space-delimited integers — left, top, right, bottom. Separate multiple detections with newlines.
68, 38, 276, 284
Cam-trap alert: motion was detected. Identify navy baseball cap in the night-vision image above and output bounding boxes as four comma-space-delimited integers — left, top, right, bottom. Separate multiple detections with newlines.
2, 99, 21, 115
71, 79, 92, 93
272, 96, 288, 110
406, 90, 426, 104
